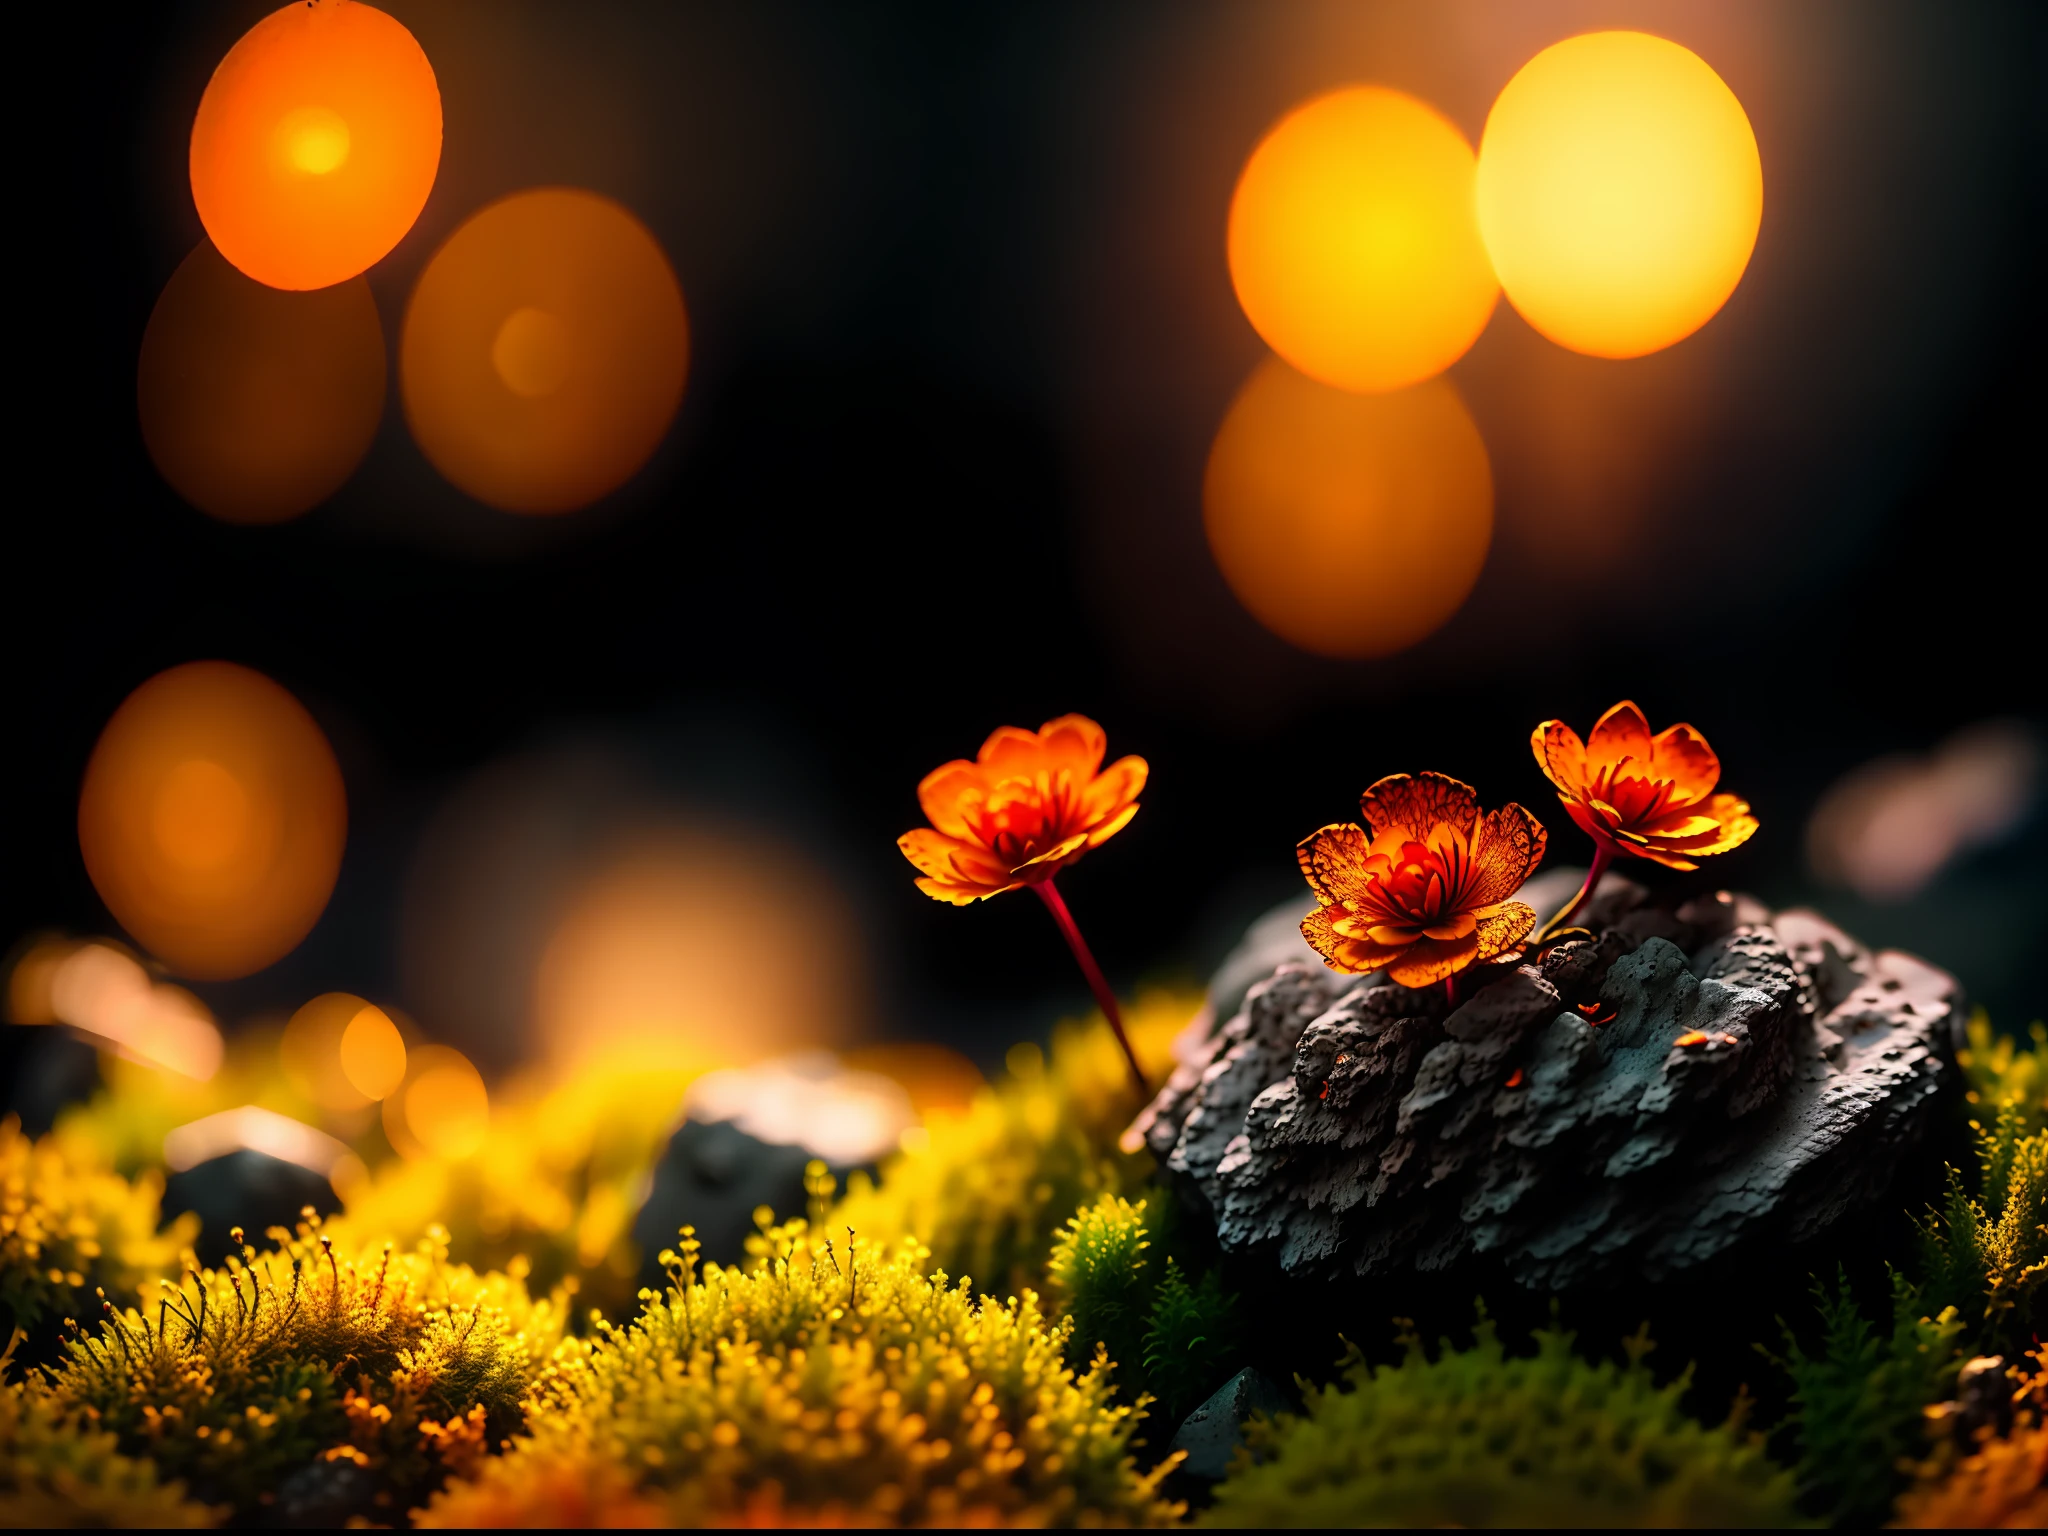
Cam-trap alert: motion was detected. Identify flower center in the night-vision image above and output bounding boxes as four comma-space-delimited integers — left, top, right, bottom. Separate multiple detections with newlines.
1373, 839, 1459, 924
1591, 761, 1680, 824
970, 773, 1082, 867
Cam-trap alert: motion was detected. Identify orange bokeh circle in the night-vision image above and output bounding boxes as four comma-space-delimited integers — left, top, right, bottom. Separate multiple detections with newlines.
139, 241, 385, 525
400, 188, 690, 514
191, 0, 441, 291
1204, 357, 1493, 658
1228, 87, 1499, 393
78, 662, 347, 980
384, 1044, 489, 1161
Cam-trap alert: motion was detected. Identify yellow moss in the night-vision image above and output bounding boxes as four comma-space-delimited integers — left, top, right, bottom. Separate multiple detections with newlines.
829, 989, 1196, 1299
1957, 1015, 2046, 1137
419, 1211, 1183, 1527
0, 1115, 195, 1331
1, 1374, 220, 1528
327, 1058, 697, 1320
38, 1213, 571, 1521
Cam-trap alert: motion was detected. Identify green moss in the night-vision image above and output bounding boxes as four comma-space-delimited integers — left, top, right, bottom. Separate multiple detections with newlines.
419, 1213, 1183, 1527
1047, 1193, 1153, 1367
829, 991, 1194, 1300
1, 1375, 220, 1528
0, 1115, 195, 1338
1205, 1310, 1801, 1529
1046, 1193, 1236, 1425
1914, 1104, 2048, 1352
1765, 1269, 1964, 1527
3, 1322, 220, 1528
35, 1214, 567, 1523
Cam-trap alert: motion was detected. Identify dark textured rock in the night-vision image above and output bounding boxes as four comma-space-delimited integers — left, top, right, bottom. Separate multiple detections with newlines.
1168, 1367, 1292, 1480
163, 1151, 342, 1267
1140, 881, 1962, 1288
272, 1457, 378, 1526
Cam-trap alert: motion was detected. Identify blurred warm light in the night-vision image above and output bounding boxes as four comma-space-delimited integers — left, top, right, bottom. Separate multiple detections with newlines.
339, 1003, 407, 1100
190, 0, 440, 291
77, 662, 347, 980
1203, 356, 1492, 657
137, 241, 385, 526
400, 188, 689, 513
1476, 31, 1762, 359
839, 1043, 985, 1123
385, 1044, 490, 1161
1808, 720, 2040, 902
282, 991, 406, 1112
24, 939, 225, 1081
6, 936, 74, 1026
533, 827, 865, 1074
1228, 86, 1499, 392
686, 1053, 915, 1166
164, 1104, 363, 1195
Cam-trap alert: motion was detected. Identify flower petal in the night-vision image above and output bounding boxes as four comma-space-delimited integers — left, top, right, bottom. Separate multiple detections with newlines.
975, 724, 1053, 776
1462, 802, 1548, 907
1385, 933, 1481, 988
915, 760, 987, 839
1012, 830, 1092, 876
1423, 910, 1478, 942
1665, 792, 1757, 856
1470, 901, 1536, 963
1079, 754, 1148, 832
1650, 722, 1720, 801
1297, 823, 1378, 908
1082, 799, 1140, 848
1632, 811, 1725, 840
915, 874, 1015, 905
1035, 714, 1110, 778
1366, 921, 1430, 945
1360, 772, 1480, 842
1587, 701, 1654, 774
1302, 906, 1406, 975
1562, 796, 1624, 858
898, 827, 971, 881
1531, 720, 1588, 798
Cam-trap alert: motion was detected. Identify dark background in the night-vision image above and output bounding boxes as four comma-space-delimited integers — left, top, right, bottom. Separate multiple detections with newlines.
8, 0, 2043, 1077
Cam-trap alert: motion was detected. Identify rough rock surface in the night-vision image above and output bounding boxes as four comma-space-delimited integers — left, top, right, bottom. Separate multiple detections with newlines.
1168, 1367, 1293, 1480
1133, 876, 1962, 1288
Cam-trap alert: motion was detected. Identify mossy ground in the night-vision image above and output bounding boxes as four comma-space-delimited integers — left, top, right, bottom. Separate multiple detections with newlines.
4, 1003, 2042, 1527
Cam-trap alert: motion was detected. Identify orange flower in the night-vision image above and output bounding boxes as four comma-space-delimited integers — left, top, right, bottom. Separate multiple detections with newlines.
898, 714, 1147, 905
1297, 772, 1547, 988
1531, 701, 1757, 871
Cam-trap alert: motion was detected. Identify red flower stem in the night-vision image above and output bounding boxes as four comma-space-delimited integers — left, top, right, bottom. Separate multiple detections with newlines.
1033, 877, 1149, 1101
1538, 845, 1614, 942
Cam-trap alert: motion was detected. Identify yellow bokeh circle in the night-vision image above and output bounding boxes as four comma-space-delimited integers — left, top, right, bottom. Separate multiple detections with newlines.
1204, 357, 1493, 658
1227, 86, 1499, 393
1476, 31, 1762, 358
78, 663, 346, 980
400, 188, 689, 514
